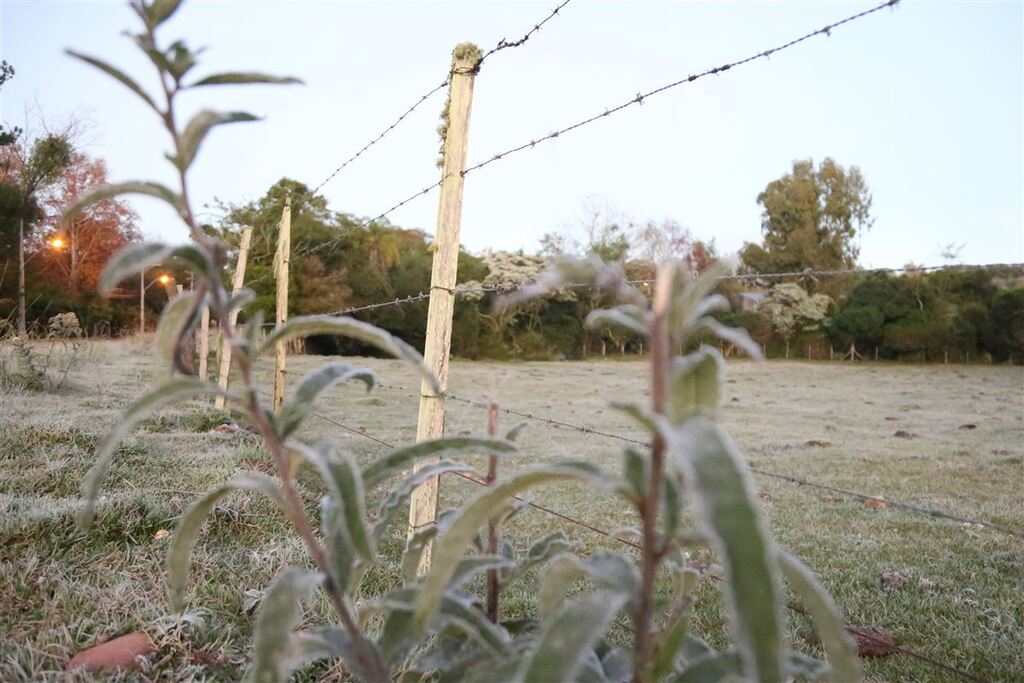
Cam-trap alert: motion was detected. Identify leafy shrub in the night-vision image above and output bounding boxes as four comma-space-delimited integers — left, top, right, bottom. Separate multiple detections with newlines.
71, 2, 859, 681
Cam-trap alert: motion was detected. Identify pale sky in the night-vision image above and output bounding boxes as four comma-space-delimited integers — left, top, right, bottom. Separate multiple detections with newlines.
2, 0, 1022, 269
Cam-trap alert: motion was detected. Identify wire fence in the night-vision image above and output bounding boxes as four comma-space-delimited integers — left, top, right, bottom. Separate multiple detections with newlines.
296, 404, 988, 683
250, 0, 902, 286
307, 261, 1023, 320
226, 1, 1016, 678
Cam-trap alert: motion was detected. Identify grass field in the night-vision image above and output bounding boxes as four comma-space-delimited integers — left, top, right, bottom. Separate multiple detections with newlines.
1, 339, 1021, 682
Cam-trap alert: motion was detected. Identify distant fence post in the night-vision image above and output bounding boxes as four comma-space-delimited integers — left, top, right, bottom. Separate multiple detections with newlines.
215, 226, 254, 410
198, 305, 210, 380
408, 43, 481, 569
273, 199, 292, 412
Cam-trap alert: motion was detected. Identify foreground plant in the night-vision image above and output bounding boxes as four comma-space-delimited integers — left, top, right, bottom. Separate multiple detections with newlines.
72, 2, 860, 681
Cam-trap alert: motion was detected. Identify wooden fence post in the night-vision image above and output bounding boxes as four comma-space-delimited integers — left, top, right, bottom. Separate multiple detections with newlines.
408, 43, 481, 569
215, 226, 254, 410
198, 305, 210, 380
273, 199, 292, 412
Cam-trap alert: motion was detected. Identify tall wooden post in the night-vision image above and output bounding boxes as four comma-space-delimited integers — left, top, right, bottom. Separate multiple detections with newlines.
273, 200, 292, 411
139, 271, 146, 336
17, 219, 26, 336
198, 305, 210, 380
215, 226, 254, 410
408, 43, 481, 567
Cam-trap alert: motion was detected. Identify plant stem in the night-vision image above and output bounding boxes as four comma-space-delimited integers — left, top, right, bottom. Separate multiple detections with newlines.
147, 20, 385, 675
485, 400, 500, 623
633, 262, 674, 683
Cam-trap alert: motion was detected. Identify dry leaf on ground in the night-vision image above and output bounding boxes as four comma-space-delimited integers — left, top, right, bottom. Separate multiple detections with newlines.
847, 626, 898, 657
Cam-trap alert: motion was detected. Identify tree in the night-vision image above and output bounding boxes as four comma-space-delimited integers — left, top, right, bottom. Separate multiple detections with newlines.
37, 152, 140, 298
0, 61, 21, 146
0, 132, 73, 334
985, 288, 1024, 363
757, 283, 832, 348
740, 158, 872, 276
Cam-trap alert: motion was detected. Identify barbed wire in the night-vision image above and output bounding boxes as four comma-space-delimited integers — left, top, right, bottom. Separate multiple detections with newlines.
299, 406, 983, 682
293, 261, 1021, 320
253, 0, 901, 286
459, 0, 900, 179
476, 0, 574, 67
308, 81, 450, 198
428, 388, 1024, 540
302, 0, 574, 201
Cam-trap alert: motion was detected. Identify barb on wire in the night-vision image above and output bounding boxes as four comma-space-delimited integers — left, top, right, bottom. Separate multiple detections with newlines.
461, 0, 900, 179
477, 0, 574, 67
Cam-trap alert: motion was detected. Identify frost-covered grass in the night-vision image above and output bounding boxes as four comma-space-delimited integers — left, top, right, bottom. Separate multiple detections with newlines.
1, 340, 1021, 681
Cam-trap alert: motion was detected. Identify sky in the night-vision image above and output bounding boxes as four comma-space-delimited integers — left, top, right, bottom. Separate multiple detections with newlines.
2, 0, 1022, 269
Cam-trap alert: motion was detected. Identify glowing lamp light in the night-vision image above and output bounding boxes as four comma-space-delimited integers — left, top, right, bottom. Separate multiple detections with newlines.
50, 238, 65, 249
158, 274, 171, 285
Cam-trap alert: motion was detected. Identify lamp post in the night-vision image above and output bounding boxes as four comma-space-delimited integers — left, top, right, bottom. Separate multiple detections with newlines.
139, 271, 172, 335
17, 234, 66, 337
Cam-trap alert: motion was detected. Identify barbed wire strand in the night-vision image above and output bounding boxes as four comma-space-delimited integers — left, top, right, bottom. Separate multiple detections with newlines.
459, 0, 900, 179
297, 262, 1022, 322
308, 80, 450, 198
299, 408, 983, 682
477, 0, 574, 66
439, 390, 1024, 540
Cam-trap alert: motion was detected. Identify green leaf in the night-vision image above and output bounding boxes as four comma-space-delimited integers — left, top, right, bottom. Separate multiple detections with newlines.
374, 461, 479, 543
146, 0, 183, 26
504, 531, 578, 585
80, 378, 227, 527
652, 618, 701, 680
669, 347, 723, 422
228, 287, 256, 312
248, 568, 323, 683
64, 182, 186, 229
403, 510, 456, 583
539, 553, 640, 619
696, 317, 763, 360
97, 241, 211, 297
65, 50, 158, 111
778, 551, 860, 683
175, 110, 258, 170
290, 443, 374, 561
518, 592, 628, 683
414, 464, 606, 631
320, 496, 355, 593
666, 418, 784, 683
156, 291, 201, 365
586, 305, 648, 337
621, 447, 648, 503
189, 71, 303, 87
279, 363, 376, 437
505, 421, 529, 442
449, 555, 513, 590
671, 651, 741, 683
663, 472, 683, 539
670, 263, 728, 335
261, 315, 440, 394
283, 627, 370, 680
99, 242, 172, 295
168, 472, 284, 611
609, 401, 659, 437
362, 436, 515, 488
373, 588, 511, 661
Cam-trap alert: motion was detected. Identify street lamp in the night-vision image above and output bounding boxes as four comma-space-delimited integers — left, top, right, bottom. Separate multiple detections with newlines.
140, 272, 173, 335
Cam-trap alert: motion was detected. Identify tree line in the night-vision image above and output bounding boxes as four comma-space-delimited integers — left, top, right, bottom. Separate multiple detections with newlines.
2, 128, 1021, 363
